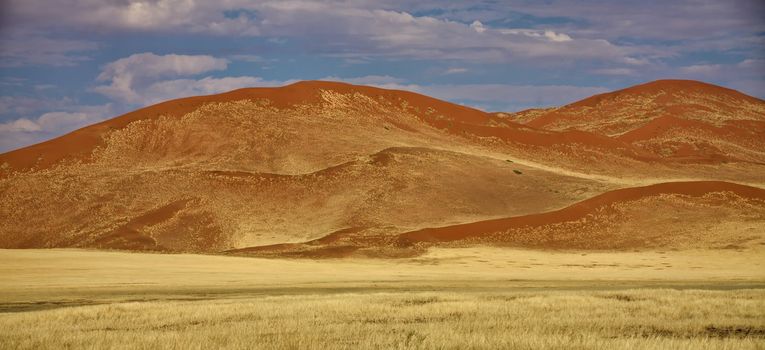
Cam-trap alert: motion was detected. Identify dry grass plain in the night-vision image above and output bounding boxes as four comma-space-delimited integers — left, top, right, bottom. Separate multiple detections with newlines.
1, 248, 764, 349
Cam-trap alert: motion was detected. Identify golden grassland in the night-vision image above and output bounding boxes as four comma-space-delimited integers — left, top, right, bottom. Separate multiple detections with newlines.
2, 289, 764, 350
0, 248, 764, 349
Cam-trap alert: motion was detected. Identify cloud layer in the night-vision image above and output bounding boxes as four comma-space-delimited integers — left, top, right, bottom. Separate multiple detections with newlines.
0, 0, 763, 152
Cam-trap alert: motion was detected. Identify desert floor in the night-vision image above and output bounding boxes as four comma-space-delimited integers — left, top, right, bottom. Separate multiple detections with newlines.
0, 248, 763, 349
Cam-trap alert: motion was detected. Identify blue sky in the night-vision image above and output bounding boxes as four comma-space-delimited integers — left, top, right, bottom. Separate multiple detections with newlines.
1, 0, 764, 152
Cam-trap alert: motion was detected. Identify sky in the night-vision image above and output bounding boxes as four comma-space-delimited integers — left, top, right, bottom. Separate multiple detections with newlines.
0, 0, 764, 152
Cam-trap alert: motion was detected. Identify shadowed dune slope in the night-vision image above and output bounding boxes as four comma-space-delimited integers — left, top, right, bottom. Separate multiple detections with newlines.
229, 181, 765, 258
396, 181, 765, 250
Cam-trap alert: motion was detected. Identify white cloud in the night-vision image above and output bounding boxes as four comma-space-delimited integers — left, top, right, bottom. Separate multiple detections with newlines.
94, 53, 230, 104
0, 104, 113, 152
141, 76, 293, 105
470, 20, 486, 33
544, 30, 572, 42
0, 118, 41, 133
499, 29, 571, 42
96, 53, 228, 81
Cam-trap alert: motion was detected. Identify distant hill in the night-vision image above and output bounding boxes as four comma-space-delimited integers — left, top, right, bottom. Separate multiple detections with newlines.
511, 79, 765, 163
1, 80, 763, 255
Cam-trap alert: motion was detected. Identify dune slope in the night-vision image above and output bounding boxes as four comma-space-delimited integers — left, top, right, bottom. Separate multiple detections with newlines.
516, 80, 765, 163
237, 181, 765, 257
1, 80, 764, 255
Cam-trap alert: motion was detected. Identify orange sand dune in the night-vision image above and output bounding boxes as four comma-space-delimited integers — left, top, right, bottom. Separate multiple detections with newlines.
518, 79, 765, 162
396, 181, 765, 250
232, 181, 765, 257
1, 80, 764, 255
0, 81, 492, 172
0, 80, 660, 174
527, 79, 765, 133
616, 116, 765, 163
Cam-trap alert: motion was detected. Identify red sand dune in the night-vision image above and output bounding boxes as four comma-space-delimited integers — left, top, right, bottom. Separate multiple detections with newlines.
228, 180, 765, 257
0, 80, 657, 174
396, 181, 765, 247
2, 80, 764, 256
527, 80, 765, 131
0, 81, 490, 172
616, 116, 765, 163
515, 79, 765, 163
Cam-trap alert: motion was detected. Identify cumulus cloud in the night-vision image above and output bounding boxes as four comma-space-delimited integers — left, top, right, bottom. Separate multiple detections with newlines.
97, 53, 228, 80
93, 53, 229, 104
90, 52, 304, 106
470, 20, 486, 33
140, 76, 294, 105
0, 104, 113, 152
544, 31, 572, 42
499, 29, 571, 42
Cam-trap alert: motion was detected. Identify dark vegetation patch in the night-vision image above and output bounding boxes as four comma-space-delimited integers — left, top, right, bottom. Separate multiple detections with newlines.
394, 296, 441, 307
625, 325, 765, 339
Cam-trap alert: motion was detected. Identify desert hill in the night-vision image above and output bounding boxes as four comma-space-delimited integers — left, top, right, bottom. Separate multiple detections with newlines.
1, 80, 764, 255
237, 181, 765, 257
508, 79, 765, 163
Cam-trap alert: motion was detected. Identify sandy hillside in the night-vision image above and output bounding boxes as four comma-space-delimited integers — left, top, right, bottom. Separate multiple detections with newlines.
1, 80, 763, 255
510, 79, 765, 163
